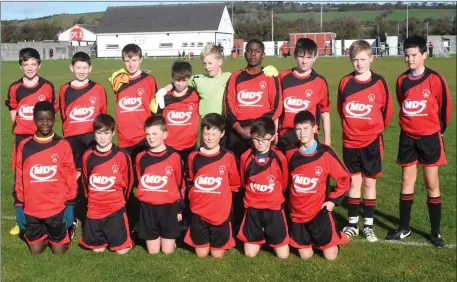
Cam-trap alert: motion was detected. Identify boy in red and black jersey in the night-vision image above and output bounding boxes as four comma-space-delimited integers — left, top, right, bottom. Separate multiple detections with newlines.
112, 44, 158, 161
287, 111, 349, 260
151, 61, 200, 166
136, 116, 184, 255
184, 113, 241, 258
80, 114, 134, 254
224, 39, 282, 157
386, 36, 452, 246
337, 40, 394, 242
59, 52, 107, 178
238, 117, 289, 259
14, 101, 77, 255
277, 38, 331, 152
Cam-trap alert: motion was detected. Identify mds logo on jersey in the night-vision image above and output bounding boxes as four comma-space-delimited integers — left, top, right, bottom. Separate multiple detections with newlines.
237, 89, 263, 106
140, 174, 168, 191
402, 99, 428, 116
119, 97, 143, 113
345, 101, 373, 119
89, 174, 116, 191
194, 175, 222, 193
29, 164, 58, 183
292, 174, 319, 193
284, 96, 310, 112
18, 104, 34, 120
249, 182, 274, 193
167, 110, 192, 125
69, 106, 95, 123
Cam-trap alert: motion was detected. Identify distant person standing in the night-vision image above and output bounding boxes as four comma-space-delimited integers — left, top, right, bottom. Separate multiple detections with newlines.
428, 41, 434, 58
385, 43, 390, 55
49, 48, 54, 60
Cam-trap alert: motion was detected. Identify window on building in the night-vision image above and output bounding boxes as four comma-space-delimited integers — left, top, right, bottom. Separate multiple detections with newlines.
197, 42, 204, 47
106, 44, 119, 49
182, 42, 188, 47
190, 42, 195, 47
207, 42, 212, 46
160, 43, 173, 48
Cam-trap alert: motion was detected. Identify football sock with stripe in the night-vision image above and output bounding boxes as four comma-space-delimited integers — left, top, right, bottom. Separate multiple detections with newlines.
363, 199, 376, 228
399, 193, 414, 230
427, 196, 441, 232
347, 197, 360, 228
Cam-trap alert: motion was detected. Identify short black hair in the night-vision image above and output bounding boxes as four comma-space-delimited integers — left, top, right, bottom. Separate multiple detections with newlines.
72, 52, 91, 66
144, 115, 167, 132
19, 48, 41, 66
122, 43, 142, 59
246, 39, 265, 52
172, 61, 192, 80
250, 117, 275, 137
33, 101, 55, 120
293, 110, 316, 127
93, 114, 115, 132
201, 113, 225, 132
403, 36, 427, 54
294, 38, 317, 57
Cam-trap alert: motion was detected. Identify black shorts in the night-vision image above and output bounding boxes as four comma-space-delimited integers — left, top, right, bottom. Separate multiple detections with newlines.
343, 136, 383, 178
121, 138, 149, 163
80, 208, 133, 251
397, 131, 447, 167
66, 133, 95, 170
289, 209, 348, 250
237, 208, 289, 247
226, 126, 251, 158
184, 213, 235, 250
138, 201, 180, 240
12, 134, 32, 170
25, 209, 70, 246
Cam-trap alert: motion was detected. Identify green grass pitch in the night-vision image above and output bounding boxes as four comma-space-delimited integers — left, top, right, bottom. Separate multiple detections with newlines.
1, 55, 455, 281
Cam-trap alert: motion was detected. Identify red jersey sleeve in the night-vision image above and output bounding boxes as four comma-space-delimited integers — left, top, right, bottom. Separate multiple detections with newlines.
81, 151, 90, 198
432, 74, 453, 133
224, 71, 240, 128
100, 85, 108, 114
229, 153, 241, 192
62, 141, 78, 206
278, 150, 289, 190
325, 149, 350, 204
380, 78, 394, 128
121, 152, 134, 200
6, 81, 20, 111
173, 153, 186, 212
13, 138, 27, 206
261, 76, 282, 122
337, 78, 345, 120
318, 78, 331, 113
239, 150, 249, 187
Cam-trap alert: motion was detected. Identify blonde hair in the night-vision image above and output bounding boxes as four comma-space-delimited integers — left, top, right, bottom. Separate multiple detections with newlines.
200, 44, 223, 60
349, 40, 372, 59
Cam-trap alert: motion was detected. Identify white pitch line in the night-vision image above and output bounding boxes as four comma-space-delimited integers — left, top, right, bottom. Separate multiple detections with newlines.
1, 215, 455, 249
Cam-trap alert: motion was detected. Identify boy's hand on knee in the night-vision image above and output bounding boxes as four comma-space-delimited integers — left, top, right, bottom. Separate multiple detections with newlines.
322, 201, 335, 212
15, 206, 26, 230
263, 65, 279, 77
177, 213, 182, 222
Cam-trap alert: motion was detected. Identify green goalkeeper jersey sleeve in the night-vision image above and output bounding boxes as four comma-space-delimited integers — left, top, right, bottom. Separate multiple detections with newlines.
190, 72, 231, 118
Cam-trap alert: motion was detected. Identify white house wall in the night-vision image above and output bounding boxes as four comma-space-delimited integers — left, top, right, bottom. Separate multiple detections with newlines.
215, 33, 233, 56
97, 32, 218, 58
217, 6, 235, 34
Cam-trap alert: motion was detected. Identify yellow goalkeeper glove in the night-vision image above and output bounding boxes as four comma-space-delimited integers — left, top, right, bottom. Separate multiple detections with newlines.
263, 65, 279, 77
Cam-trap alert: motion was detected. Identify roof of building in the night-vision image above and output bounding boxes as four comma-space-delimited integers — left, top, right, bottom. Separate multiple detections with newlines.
77, 24, 98, 33
96, 3, 226, 34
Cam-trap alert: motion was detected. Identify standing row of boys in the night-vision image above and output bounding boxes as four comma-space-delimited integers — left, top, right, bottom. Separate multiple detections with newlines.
8, 35, 452, 258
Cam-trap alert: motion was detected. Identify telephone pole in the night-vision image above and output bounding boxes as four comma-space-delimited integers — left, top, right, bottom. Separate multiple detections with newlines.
406, 3, 409, 38
271, 8, 274, 41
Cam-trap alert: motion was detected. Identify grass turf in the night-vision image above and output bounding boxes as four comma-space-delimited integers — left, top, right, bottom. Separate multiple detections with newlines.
1, 55, 456, 282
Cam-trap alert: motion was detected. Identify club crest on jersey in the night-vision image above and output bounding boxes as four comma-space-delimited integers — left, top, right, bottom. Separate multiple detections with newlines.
284, 96, 310, 112
188, 103, 195, 110
167, 110, 192, 125
267, 175, 276, 183
112, 165, 119, 174
18, 104, 34, 120
345, 101, 373, 118
165, 166, 173, 176
237, 89, 263, 106
314, 166, 323, 177
89, 96, 97, 105
37, 95, 46, 102
51, 154, 59, 163
422, 89, 430, 98
137, 88, 144, 97
292, 174, 319, 193
140, 174, 168, 191
89, 174, 116, 191
368, 94, 375, 102
219, 166, 226, 176
402, 99, 428, 116
119, 96, 143, 112
29, 164, 58, 182
305, 89, 313, 97
69, 106, 95, 122
259, 81, 267, 89
194, 175, 223, 192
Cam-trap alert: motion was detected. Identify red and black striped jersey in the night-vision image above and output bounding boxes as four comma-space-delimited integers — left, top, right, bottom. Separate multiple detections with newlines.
115, 72, 158, 148
160, 87, 200, 150
240, 147, 288, 210
81, 145, 134, 219
224, 68, 282, 128
5, 77, 58, 135
279, 69, 330, 136
136, 147, 185, 208
396, 67, 452, 137
337, 72, 394, 148
59, 80, 107, 137
14, 135, 77, 218
286, 144, 350, 223
187, 148, 241, 225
